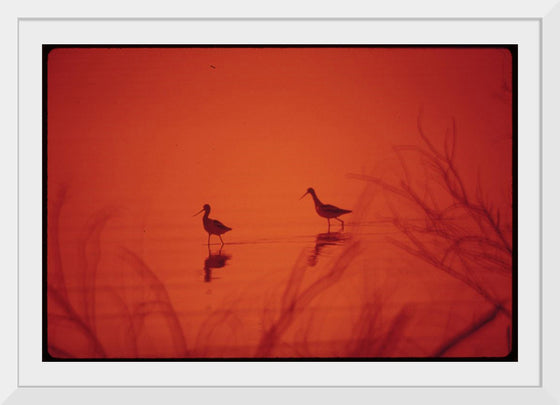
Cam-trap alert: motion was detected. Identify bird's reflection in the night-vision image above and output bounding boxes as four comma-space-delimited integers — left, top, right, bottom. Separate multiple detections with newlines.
308, 232, 349, 266
204, 246, 232, 282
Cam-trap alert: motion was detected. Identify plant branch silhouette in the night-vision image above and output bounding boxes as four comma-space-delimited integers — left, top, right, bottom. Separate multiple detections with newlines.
255, 241, 361, 357
348, 115, 512, 320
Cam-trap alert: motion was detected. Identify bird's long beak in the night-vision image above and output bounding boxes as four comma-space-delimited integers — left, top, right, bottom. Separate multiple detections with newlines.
299, 191, 309, 200
193, 208, 205, 216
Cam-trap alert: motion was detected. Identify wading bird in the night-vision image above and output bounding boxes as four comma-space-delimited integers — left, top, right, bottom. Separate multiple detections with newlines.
300, 187, 352, 230
194, 204, 232, 245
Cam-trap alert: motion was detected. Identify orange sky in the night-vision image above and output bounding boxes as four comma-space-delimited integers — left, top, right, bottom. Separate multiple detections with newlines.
48, 47, 511, 227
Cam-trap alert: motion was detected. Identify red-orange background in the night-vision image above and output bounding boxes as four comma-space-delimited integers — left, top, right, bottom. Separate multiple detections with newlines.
47, 47, 512, 358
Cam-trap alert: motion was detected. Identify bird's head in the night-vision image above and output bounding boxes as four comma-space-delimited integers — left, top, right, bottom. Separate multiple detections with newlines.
194, 204, 211, 216
300, 187, 315, 200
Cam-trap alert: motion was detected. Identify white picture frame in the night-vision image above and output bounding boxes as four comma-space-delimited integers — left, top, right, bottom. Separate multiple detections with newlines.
3, 1, 559, 403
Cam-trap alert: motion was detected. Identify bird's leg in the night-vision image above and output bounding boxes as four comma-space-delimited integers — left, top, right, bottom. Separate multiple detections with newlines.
336, 217, 345, 230
327, 218, 331, 233
207, 233, 211, 246
219, 235, 224, 246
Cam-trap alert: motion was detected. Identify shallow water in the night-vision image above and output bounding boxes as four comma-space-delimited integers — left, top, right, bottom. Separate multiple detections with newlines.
48, 206, 512, 359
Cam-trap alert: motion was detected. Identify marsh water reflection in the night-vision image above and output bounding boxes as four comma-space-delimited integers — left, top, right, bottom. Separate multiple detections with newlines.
308, 232, 349, 267
203, 247, 232, 283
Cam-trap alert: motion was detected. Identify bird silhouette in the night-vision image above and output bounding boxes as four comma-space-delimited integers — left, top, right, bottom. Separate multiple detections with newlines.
300, 187, 352, 230
194, 204, 232, 245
